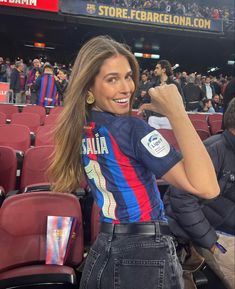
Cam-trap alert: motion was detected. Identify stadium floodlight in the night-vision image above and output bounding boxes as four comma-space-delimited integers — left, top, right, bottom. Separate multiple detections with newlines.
134, 53, 143, 58
172, 64, 180, 70
228, 60, 235, 65
151, 54, 160, 59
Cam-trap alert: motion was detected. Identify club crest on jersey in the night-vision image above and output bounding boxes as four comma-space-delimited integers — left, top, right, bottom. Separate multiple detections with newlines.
141, 130, 170, 158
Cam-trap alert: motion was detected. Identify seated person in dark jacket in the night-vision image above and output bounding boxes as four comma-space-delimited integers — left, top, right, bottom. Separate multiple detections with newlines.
164, 97, 235, 289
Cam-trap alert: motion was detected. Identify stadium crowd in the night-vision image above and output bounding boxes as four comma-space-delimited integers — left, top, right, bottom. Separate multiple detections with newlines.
84, 0, 234, 20
0, 56, 230, 112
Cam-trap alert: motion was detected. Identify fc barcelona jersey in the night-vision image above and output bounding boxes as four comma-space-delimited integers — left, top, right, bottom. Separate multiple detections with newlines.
82, 111, 182, 224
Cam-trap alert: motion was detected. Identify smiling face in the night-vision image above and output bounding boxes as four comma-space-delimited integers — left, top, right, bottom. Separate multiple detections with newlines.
90, 54, 135, 115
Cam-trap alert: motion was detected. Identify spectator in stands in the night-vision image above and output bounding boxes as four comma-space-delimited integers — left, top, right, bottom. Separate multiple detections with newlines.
49, 35, 219, 289
147, 59, 184, 129
179, 71, 188, 89
212, 94, 223, 113
134, 72, 151, 108
4, 58, 12, 83
29, 68, 41, 104
164, 97, 235, 289
10, 61, 25, 104
0, 57, 7, 82
26, 58, 42, 102
183, 73, 204, 111
34, 63, 59, 107
201, 98, 215, 113
154, 59, 183, 96
54, 69, 68, 105
201, 76, 215, 99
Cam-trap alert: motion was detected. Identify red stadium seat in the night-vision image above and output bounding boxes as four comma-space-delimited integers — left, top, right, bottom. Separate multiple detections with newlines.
190, 119, 210, 133
44, 113, 60, 126
23, 105, 46, 125
0, 146, 17, 194
20, 145, 54, 191
0, 104, 19, 121
196, 129, 211, 141
11, 112, 41, 133
35, 125, 55, 147
209, 121, 224, 135
188, 113, 207, 121
208, 114, 223, 135
0, 112, 7, 124
0, 192, 84, 288
207, 113, 223, 124
0, 124, 31, 153
157, 129, 180, 151
49, 106, 64, 115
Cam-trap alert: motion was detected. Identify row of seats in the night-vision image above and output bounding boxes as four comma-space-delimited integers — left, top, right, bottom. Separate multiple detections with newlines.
0, 191, 85, 288
0, 103, 64, 122
0, 145, 54, 196
0, 124, 54, 151
155, 113, 223, 150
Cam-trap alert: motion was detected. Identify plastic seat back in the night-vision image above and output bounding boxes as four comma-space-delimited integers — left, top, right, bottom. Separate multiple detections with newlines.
20, 145, 54, 190
11, 112, 41, 133
0, 192, 84, 272
0, 104, 18, 120
23, 105, 46, 125
35, 125, 55, 147
190, 119, 210, 133
188, 113, 207, 121
49, 106, 64, 115
44, 113, 60, 126
157, 129, 180, 151
0, 124, 31, 152
0, 146, 17, 193
0, 112, 6, 124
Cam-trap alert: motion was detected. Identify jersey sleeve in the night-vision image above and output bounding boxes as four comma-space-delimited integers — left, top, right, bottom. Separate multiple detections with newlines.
113, 117, 182, 179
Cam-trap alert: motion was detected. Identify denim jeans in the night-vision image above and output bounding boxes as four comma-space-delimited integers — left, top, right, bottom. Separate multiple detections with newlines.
80, 228, 184, 289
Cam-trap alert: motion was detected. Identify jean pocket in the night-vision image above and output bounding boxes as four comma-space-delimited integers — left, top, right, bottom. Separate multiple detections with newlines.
114, 258, 165, 289
80, 248, 100, 289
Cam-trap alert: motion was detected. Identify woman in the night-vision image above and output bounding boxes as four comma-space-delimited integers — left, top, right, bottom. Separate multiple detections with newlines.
49, 36, 219, 289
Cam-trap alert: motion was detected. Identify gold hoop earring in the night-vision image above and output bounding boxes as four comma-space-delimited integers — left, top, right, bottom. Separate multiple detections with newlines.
86, 91, 95, 104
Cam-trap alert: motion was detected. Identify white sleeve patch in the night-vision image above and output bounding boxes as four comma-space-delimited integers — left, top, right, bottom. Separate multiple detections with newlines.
141, 130, 170, 158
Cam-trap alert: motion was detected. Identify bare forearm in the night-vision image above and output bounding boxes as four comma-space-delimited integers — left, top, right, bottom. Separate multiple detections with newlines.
169, 111, 219, 197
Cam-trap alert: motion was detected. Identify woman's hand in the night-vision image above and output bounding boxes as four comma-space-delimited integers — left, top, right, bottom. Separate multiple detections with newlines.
138, 84, 185, 118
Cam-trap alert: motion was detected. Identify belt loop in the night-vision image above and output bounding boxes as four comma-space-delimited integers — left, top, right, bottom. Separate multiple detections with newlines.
107, 224, 115, 242
154, 222, 160, 242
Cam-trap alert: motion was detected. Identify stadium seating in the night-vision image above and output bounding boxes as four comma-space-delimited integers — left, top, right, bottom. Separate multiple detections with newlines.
0, 192, 84, 289
20, 145, 54, 192
157, 129, 180, 150
0, 124, 31, 153
0, 104, 18, 121
208, 114, 223, 135
35, 125, 55, 147
0, 112, 6, 124
0, 146, 17, 194
11, 112, 41, 133
196, 129, 211, 141
49, 106, 64, 115
188, 113, 207, 121
23, 105, 46, 125
44, 113, 60, 126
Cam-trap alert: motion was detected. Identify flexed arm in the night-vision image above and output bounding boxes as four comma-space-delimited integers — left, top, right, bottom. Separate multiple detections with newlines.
139, 84, 219, 199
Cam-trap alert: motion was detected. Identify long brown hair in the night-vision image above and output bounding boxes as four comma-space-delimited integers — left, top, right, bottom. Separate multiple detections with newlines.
49, 36, 139, 192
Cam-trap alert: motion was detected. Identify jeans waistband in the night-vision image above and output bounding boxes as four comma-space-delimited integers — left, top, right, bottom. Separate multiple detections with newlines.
100, 221, 172, 236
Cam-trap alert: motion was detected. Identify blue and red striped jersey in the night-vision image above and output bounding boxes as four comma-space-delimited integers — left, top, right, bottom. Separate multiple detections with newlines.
36, 73, 59, 107
82, 111, 182, 224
